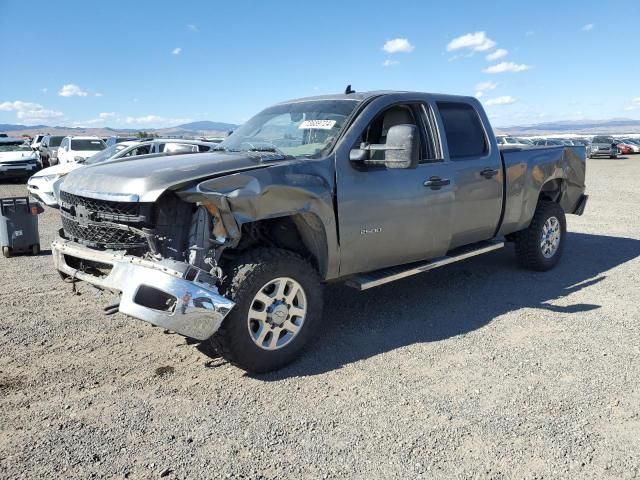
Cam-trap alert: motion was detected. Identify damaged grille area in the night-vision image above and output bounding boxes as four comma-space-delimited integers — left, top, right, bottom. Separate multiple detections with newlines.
59, 192, 152, 250
61, 216, 146, 248
59, 191, 142, 221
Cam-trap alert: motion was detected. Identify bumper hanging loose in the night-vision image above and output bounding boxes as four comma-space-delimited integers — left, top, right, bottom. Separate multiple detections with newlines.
52, 237, 235, 340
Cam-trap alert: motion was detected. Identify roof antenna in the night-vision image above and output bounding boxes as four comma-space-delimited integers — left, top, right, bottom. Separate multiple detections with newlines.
345, 84, 355, 94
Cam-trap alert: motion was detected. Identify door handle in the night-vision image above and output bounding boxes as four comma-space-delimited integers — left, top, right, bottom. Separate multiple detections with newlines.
423, 176, 451, 189
480, 168, 499, 179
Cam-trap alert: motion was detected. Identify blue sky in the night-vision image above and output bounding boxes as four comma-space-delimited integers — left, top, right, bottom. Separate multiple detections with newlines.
1, 0, 639, 128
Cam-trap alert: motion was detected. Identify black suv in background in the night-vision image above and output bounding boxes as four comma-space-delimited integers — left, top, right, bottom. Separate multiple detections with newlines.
38, 135, 65, 167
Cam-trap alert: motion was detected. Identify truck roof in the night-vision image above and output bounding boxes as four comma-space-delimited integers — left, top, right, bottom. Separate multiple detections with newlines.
278, 90, 477, 105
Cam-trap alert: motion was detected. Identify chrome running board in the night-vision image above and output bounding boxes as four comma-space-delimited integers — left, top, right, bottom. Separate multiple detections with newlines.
346, 240, 504, 291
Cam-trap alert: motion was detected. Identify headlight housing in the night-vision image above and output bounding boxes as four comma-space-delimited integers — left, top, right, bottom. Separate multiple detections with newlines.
39, 174, 60, 182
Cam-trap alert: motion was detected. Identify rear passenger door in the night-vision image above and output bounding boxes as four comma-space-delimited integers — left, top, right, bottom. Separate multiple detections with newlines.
434, 101, 503, 248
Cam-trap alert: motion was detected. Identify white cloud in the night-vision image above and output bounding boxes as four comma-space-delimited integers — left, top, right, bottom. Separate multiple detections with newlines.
624, 97, 640, 111
0, 100, 64, 123
125, 115, 191, 127
58, 84, 89, 97
382, 38, 415, 54
447, 31, 496, 52
187, 24, 198, 32
172, 47, 182, 55
382, 59, 399, 67
581, 23, 594, 31
483, 62, 531, 74
486, 48, 508, 61
74, 112, 117, 126
474, 81, 499, 98
94, 92, 103, 97
484, 96, 516, 106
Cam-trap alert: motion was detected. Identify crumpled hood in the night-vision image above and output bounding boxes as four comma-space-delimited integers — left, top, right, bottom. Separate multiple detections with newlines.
60, 151, 286, 202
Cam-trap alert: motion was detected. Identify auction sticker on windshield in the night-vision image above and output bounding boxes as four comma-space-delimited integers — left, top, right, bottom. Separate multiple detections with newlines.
298, 120, 336, 130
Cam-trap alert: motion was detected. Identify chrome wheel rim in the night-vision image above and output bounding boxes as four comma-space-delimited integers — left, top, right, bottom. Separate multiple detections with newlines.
540, 216, 561, 258
247, 277, 307, 351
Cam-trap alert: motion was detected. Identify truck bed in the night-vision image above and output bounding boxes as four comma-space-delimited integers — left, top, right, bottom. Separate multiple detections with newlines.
498, 145, 587, 236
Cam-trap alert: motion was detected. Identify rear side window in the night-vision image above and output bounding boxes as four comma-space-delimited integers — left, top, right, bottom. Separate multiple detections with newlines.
437, 102, 488, 159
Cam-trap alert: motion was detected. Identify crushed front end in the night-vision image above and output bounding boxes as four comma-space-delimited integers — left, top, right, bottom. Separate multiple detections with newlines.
52, 189, 235, 340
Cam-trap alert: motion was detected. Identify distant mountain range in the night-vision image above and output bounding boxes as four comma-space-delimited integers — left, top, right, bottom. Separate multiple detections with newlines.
2, 117, 640, 138
0, 120, 239, 138
495, 118, 640, 135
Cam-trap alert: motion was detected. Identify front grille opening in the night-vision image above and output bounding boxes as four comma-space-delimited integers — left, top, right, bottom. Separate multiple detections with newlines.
61, 216, 146, 249
133, 285, 177, 312
63, 255, 113, 278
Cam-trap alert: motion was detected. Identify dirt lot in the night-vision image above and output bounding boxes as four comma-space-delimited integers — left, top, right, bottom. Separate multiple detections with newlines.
1, 157, 639, 479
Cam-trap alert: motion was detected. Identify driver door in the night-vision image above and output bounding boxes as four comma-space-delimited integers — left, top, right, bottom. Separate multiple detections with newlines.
335, 99, 454, 276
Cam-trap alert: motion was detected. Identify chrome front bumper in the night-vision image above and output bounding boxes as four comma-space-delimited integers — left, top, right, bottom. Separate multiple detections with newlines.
52, 237, 235, 340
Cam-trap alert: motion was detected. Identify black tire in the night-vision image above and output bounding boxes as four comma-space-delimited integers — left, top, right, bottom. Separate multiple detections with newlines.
2, 246, 11, 258
31, 244, 40, 255
514, 201, 566, 271
208, 248, 323, 373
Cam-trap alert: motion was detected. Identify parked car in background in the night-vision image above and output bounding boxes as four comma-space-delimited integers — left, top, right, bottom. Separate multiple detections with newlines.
38, 135, 65, 167
105, 136, 139, 147
616, 139, 640, 154
496, 135, 530, 147
28, 138, 218, 206
515, 137, 534, 145
614, 141, 633, 155
571, 139, 591, 147
56, 136, 106, 164
534, 139, 564, 146
30, 134, 46, 151
0, 138, 40, 179
589, 136, 618, 159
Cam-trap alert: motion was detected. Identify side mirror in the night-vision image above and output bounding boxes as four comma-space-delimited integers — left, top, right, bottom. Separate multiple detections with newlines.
349, 124, 419, 169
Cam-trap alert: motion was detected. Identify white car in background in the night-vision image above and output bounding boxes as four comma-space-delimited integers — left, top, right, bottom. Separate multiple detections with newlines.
56, 136, 106, 164
496, 135, 530, 147
30, 134, 46, 151
28, 138, 218, 206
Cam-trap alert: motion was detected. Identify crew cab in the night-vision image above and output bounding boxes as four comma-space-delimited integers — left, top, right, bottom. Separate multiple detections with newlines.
51, 91, 587, 372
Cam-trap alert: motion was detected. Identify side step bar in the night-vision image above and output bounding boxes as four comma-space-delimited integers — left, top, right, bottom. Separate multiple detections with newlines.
346, 240, 504, 291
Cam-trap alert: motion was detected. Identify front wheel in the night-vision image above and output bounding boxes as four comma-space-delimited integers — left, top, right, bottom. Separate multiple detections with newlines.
514, 201, 566, 271
209, 248, 323, 373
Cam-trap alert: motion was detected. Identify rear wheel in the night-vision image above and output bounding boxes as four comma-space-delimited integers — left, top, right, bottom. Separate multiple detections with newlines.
209, 248, 323, 373
514, 201, 566, 271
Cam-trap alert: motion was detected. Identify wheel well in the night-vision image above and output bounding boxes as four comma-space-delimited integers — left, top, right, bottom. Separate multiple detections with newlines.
539, 178, 565, 204
221, 214, 328, 277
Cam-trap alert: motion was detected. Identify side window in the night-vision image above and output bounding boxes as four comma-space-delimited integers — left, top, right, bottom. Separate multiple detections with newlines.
163, 143, 198, 153
436, 102, 488, 159
356, 104, 427, 162
198, 144, 211, 152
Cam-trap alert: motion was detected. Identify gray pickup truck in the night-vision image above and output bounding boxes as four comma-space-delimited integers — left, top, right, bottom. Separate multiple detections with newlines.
52, 90, 587, 372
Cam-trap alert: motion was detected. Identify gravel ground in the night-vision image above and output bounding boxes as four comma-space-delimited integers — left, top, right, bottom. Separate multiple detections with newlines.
1, 157, 639, 479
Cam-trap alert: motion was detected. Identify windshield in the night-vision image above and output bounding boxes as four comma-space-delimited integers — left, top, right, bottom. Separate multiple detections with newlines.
593, 136, 613, 144
49, 136, 64, 147
71, 139, 105, 151
84, 143, 129, 164
218, 99, 359, 158
0, 142, 33, 153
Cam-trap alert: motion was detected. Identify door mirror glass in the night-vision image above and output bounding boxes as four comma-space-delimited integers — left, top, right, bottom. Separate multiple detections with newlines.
351, 124, 419, 169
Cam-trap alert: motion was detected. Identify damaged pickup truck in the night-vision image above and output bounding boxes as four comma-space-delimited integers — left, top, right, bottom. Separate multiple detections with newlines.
52, 91, 587, 372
